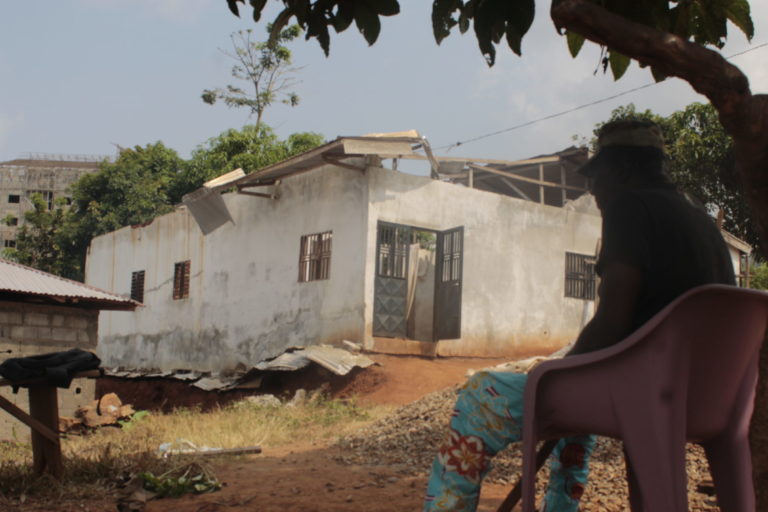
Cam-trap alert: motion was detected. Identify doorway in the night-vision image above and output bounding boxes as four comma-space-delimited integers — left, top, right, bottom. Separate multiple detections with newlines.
372, 221, 464, 341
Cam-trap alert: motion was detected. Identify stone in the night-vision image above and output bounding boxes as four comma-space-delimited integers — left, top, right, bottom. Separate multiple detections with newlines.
244, 394, 282, 408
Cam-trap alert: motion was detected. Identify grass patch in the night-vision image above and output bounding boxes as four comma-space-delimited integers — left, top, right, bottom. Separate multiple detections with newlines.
0, 394, 390, 507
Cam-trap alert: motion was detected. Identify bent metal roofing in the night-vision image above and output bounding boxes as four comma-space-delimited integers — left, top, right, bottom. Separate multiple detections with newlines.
0, 258, 136, 310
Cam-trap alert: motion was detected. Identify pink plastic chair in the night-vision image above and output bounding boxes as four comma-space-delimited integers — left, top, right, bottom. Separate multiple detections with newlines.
520, 284, 768, 512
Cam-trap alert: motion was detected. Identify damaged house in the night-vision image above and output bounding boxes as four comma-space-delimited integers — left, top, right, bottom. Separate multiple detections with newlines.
84, 132, 748, 375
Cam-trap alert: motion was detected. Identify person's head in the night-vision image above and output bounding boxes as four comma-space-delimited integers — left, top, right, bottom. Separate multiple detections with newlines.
579, 119, 672, 210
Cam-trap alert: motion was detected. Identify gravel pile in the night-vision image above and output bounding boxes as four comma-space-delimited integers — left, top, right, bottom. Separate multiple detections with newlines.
335, 387, 719, 511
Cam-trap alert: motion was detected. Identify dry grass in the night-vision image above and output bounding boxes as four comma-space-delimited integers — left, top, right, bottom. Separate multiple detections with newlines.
0, 395, 392, 507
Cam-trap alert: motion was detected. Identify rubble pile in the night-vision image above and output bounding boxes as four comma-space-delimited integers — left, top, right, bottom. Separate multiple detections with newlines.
59, 392, 137, 432
335, 387, 719, 511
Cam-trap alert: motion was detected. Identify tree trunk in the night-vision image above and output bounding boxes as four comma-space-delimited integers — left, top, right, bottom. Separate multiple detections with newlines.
551, 0, 768, 507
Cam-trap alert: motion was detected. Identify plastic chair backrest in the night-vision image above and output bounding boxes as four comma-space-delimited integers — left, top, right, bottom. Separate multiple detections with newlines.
521, 284, 768, 512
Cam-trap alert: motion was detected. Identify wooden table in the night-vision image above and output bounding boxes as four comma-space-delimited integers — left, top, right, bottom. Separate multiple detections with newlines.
0, 369, 101, 479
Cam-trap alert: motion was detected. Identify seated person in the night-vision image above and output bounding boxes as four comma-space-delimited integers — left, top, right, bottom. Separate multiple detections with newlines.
423, 119, 735, 512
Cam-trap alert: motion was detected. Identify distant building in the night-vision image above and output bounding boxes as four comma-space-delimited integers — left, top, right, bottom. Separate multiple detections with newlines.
0, 153, 105, 248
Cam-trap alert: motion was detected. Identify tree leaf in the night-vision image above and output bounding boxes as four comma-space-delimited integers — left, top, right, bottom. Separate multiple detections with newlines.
650, 65, 667, 83
354, 3, 381, 46
473, 0, 506, 65
307, 7, 331, 55
725, 0, 754, 40
566, 30, 584, 57
248, 0, 267, 22
227, 0, 241, 17
368, 0, 400, 16
332, 0, 355, 33
432, 0, 459, 45
503, 0, 535, 56
608, 50, 630, 80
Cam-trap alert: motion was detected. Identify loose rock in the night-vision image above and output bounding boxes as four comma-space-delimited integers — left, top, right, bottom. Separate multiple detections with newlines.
335, 387, 718, 511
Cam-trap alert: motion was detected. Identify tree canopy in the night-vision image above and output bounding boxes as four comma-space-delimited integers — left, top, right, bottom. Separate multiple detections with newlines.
3, 127, 324, 281
226, 0, 753, 72
202, 25, 303, 130
594, 103, 761, 255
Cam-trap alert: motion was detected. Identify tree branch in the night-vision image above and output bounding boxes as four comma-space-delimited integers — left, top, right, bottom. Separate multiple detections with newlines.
550, 0, 752, 136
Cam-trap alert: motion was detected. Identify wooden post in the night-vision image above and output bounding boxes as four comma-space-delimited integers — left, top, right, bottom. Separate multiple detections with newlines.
28, 384, 62, 479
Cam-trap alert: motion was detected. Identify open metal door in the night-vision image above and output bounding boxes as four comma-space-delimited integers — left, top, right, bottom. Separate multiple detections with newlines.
373, 222, 411, 338
434, 227, 463, 340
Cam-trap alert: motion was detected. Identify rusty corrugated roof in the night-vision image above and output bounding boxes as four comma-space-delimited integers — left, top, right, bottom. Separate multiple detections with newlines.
0, 258, 136, 310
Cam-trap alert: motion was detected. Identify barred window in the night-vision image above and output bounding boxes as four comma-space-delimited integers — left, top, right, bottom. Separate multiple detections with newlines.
7, 194, 20, 204
299, 231, 332, 282
173, 261, 191, 300
564, 252, 596, 300
131, 270, 146, 303
377, 224, 409, 279
440, 230, 463, 283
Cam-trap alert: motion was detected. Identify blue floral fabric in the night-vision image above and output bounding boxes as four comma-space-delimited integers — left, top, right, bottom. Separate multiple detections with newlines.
424, 371, 596, 512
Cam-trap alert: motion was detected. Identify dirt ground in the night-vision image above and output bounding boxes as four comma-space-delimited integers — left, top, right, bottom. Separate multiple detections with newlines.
3, 354, 527, 512
142, 354, 514, 512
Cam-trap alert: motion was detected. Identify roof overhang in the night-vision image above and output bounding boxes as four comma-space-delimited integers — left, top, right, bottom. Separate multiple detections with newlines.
183, 133, 423, 199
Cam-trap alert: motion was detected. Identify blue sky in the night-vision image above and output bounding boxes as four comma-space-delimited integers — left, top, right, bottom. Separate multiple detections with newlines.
2, 1, 767, 170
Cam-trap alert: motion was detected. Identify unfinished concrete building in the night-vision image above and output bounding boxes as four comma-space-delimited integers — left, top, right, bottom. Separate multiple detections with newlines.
0, 154, 103, 249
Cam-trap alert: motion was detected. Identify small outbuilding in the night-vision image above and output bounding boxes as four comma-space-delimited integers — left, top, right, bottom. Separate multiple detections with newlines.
0, 258, 136, 439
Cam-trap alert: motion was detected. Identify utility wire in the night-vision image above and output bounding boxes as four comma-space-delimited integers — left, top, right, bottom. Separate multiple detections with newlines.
434, 41, 768, 152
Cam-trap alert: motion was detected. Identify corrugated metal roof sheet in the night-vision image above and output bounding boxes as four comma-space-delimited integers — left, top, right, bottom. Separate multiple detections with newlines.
0, 258, 136, 310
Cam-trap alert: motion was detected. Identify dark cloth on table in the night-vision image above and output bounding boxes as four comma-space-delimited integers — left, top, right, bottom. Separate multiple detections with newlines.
596, 184, 736, 330
0, 348, 100, 389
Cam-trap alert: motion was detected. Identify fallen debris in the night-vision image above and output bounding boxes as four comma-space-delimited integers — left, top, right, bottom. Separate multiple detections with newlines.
104, 343, 376, 391
61, 392, 140, 431
157, 438, 261, 458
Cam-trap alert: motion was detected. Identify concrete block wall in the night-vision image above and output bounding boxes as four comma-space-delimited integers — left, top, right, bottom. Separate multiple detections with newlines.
0, 301, 98, 440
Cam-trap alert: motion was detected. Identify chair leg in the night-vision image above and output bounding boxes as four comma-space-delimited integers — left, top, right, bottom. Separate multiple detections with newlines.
621, 428, 688, 512
703, 436, 756, 512
497, 440, 558, 512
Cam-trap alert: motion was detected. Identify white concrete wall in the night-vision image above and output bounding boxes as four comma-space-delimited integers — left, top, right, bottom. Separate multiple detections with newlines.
86, 165, 369, 372
363, 167, 602, 357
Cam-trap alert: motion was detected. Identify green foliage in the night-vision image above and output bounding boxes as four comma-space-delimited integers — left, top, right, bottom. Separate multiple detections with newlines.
226, 0, 753, 72
45, 143, 185, 280
139, 463, 221, 498
118, 410, 151, 431
202, 25, 302, 129
593, 103, 761, 256
750, 262, 768, 290
171, 125, 324, 201
3, 194, 69, 276
6, 127, 323, 280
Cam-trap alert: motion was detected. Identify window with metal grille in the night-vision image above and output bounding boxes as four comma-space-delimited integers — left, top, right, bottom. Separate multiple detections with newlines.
564, 252, 596, 300
173, 260, 191, 299
7, 195, 20, 204
6, 217, 18, 226
299, 231, 332, 282
440, 230, 463, 283
131, 270, 146, 303
377, 224, 409, 279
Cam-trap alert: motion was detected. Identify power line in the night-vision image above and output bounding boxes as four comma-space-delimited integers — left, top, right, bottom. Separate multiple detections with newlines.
435, 41, 768, 152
